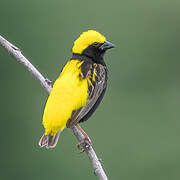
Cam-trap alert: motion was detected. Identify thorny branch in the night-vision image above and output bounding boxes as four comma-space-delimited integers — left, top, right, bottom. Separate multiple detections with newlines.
0, 35, 108, 180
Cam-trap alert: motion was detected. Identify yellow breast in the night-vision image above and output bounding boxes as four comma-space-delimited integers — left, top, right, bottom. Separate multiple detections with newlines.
43, 60, 88, 136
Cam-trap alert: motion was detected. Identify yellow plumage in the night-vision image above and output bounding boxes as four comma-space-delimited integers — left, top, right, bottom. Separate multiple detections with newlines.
72, 30, 106, 54
39, 30, 111, 148
43, 60, 88, 136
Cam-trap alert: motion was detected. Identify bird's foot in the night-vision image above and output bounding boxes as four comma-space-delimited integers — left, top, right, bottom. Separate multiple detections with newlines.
77, 136, 92, 153
75, 124, 92, 153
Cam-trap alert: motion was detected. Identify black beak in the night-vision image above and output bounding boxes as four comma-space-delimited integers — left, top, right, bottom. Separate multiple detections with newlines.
99, 41, 114, 51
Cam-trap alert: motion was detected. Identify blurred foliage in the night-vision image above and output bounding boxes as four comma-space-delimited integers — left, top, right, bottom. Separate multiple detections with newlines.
0, 0, 180, 179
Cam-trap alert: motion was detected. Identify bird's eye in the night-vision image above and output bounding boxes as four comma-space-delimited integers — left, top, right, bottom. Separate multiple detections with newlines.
93, 42, 100, 47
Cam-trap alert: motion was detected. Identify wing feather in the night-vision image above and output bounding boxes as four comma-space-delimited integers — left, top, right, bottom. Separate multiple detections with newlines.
66, 63, 107, 127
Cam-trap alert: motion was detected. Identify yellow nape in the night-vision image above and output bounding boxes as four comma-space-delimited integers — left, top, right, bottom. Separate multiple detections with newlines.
43, 60, 88, 136
72, 30, 106, 54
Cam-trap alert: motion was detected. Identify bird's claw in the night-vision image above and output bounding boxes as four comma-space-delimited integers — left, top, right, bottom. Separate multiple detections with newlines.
76, 142, 85, 153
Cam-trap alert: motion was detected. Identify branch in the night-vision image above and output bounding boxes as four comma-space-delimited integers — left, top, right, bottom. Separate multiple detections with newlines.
0, 35, 108, 180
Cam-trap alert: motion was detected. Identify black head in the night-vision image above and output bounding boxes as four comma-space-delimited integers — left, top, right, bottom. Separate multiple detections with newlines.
82, 41, 114, 64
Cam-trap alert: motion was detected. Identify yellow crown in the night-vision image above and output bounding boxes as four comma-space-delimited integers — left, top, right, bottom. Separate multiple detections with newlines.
72, 30, 106, 54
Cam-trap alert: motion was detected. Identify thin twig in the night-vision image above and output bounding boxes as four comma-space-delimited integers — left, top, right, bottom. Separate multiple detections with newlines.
0, 35, 108, 180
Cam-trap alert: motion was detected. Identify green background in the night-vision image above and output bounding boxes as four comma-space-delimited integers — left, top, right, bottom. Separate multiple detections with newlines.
0, 0, 180, 179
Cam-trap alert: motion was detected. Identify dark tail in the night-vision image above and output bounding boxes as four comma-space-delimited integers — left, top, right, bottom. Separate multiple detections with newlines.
38, 131, 61, 149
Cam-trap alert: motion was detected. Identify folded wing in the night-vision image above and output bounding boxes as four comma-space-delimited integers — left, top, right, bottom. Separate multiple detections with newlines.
67, 62, 108, 127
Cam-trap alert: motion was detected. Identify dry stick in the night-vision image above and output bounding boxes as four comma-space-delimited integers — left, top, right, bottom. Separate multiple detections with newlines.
0, 35, 108, 180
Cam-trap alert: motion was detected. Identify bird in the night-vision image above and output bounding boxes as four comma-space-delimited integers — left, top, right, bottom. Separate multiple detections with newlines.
39, 30, 114, 148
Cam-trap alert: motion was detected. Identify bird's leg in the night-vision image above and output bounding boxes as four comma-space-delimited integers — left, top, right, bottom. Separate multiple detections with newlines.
76, 124, 92, 153
76, 124, 92, 145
